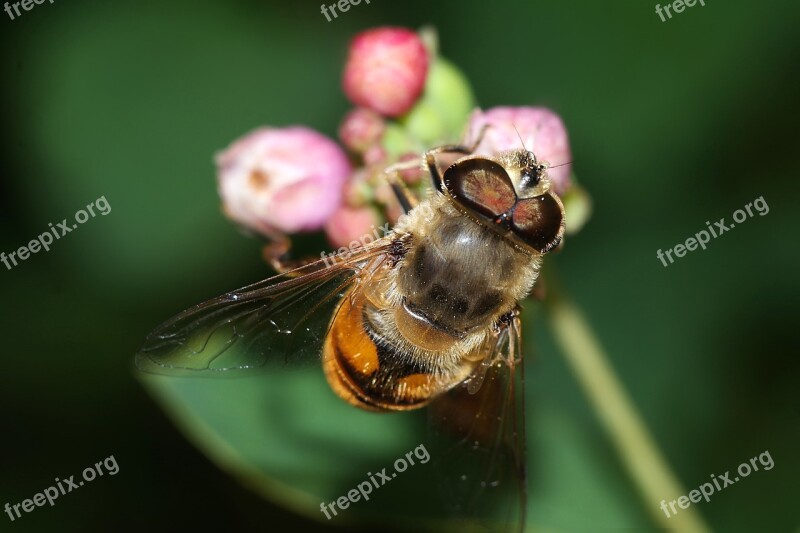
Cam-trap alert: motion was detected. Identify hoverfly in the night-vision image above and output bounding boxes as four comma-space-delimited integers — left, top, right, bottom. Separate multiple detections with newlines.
136, 132, 566, 532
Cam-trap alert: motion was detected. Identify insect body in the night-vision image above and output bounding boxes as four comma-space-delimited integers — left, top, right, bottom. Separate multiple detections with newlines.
323, 149, 564, 411
136, 140, 566, 531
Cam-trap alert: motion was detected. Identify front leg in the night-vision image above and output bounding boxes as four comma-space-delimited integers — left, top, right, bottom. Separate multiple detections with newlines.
424, 124, 489, 191
262, 234, 327, 276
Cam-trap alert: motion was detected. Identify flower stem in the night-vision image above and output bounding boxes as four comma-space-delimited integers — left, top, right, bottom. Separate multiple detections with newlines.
546, 288, 711, 533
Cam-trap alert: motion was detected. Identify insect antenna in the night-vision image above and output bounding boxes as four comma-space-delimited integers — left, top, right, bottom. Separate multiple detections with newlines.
512, 123, 528, 152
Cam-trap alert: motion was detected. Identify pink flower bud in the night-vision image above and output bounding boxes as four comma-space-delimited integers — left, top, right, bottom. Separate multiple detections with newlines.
363, 145, 387, 166
343, 168, 373, 208
339, 108, 385, 153
324, 206, 382, 249
468, 106, 572, 195
215, 126, 351, 235
343, 27, 429, 117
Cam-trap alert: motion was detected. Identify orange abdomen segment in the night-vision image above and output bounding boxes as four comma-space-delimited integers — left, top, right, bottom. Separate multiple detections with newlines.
322, 291, 437, 412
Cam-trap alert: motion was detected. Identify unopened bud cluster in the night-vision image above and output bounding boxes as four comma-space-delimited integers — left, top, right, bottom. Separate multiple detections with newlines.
214, 26, 589, 256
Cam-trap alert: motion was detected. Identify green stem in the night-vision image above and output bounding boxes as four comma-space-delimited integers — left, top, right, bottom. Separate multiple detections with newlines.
546, 289, 711, 533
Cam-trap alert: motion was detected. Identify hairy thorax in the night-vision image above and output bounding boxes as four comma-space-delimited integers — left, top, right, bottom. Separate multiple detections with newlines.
380, 195, 540, 369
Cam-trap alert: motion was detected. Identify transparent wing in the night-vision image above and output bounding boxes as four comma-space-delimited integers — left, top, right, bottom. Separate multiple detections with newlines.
427, 309, 527, 532
135, 239, 395, 376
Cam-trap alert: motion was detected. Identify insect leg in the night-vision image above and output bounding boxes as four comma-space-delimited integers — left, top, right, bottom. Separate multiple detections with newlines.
424, 125, 490, 191
380, 160, 420, 214
262, 235, 327, 276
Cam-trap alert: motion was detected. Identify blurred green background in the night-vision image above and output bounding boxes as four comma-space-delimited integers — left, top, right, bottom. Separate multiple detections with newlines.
1, 0, 798, 531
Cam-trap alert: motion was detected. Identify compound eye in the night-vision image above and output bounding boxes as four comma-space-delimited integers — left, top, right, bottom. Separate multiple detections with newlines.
443, 158, 517, 219
511, 193, 565, 253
